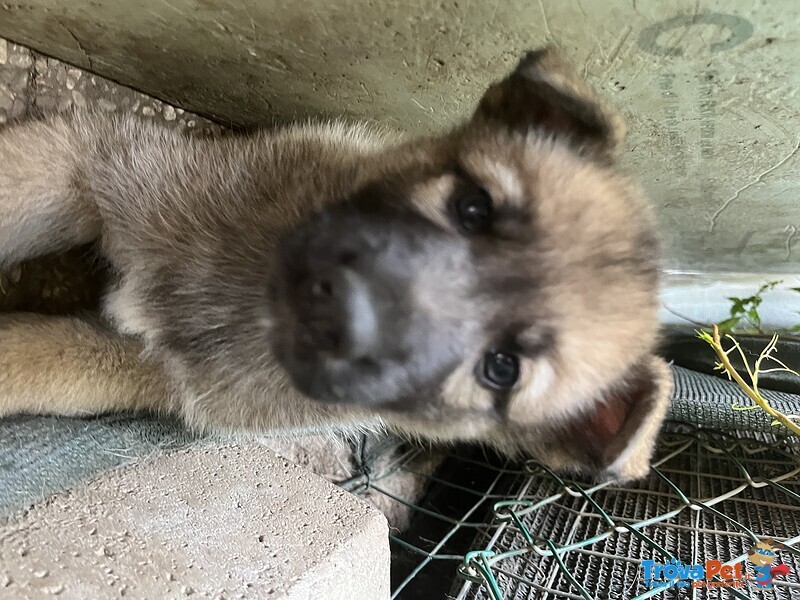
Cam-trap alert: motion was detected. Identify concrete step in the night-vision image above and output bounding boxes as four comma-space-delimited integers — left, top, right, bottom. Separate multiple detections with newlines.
0, 443, 389, 599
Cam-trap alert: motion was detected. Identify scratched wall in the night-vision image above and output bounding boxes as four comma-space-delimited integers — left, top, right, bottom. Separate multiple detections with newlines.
0, 0, 797, 273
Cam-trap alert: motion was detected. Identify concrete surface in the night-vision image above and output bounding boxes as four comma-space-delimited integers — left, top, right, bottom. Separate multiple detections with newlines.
1, 1, 798, 274
0, 443, 390, 599
0, 38, 218, 131
0, 412, 374, 519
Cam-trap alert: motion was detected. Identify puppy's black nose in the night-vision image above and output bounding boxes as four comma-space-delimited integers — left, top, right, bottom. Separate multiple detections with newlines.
302, 318, 342, 353
294, 267, 378, 359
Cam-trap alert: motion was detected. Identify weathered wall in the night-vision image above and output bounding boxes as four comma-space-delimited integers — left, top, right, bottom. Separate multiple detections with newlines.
0, 0, 798, 272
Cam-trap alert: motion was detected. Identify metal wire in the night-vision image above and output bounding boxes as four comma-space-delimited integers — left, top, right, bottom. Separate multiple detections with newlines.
348, 425, 799, 599
451, 427, 800, 599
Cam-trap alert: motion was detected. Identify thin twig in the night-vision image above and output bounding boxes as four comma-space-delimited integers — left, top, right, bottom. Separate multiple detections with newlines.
699, 326, 800, 436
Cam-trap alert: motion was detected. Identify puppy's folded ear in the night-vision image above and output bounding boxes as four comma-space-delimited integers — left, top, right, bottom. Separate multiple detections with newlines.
473, 47, 626, 162
532, 356, 672, 482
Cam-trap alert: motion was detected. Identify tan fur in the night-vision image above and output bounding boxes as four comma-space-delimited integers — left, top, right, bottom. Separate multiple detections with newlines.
0, 48, 672, 481
0, 313, 170, 416
0, 118, 101, 266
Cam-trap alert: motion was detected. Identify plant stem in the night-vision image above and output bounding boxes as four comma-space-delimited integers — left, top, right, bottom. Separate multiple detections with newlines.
710, 325, 800, 436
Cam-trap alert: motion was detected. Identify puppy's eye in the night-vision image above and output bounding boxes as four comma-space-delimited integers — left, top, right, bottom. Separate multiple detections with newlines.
479, 349, 520, 391
455, 189, 493, 234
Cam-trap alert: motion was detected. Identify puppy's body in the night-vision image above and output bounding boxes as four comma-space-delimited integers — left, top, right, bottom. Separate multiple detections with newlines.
0, 49, 671, 480
1, 117, 390, 430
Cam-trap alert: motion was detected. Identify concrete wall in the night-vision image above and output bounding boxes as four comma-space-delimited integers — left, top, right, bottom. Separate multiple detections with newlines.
1, 0, 798, 273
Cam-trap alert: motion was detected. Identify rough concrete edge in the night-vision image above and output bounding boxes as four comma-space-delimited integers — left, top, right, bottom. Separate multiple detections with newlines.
287, 506, 390, 600
0, 442, 392, 599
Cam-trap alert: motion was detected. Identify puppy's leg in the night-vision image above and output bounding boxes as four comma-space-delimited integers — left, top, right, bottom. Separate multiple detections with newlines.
0, 116, 101, 266
0, 313, 173, 417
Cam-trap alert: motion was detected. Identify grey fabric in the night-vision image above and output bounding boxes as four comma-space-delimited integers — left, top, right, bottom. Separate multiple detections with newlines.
0, 414, 197, 518
668, 364, 800, 435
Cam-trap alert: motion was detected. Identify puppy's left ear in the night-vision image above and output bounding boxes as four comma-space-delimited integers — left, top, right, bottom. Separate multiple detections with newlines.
473, 47, 626, 162
534, 356, 672, 482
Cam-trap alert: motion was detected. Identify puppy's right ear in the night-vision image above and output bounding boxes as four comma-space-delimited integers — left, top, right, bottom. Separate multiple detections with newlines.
473, 47, 626, 162
522, 355, 672, 482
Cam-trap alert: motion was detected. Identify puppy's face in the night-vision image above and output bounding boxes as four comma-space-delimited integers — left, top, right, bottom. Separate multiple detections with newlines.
272, 48, 671, 480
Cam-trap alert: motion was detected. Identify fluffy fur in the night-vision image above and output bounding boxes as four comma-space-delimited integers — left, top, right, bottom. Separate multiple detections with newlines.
0, 48, 671, 481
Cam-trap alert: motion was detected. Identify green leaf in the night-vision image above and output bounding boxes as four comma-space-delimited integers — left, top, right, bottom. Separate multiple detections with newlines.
717, 317, 741, 332
696, 329, 714, 343
727, 297, 746, 314
759, 280, 782, 294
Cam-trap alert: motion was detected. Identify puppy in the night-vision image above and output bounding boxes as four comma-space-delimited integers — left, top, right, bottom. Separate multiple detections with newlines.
0, 48, 671, 481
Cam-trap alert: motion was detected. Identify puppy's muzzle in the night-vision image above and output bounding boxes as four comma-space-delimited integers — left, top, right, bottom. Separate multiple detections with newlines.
271, 202, 475, 407
293, 265, 379, 360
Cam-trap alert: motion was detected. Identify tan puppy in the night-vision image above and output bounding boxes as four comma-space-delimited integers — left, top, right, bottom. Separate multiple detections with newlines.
0, 48, 671, 481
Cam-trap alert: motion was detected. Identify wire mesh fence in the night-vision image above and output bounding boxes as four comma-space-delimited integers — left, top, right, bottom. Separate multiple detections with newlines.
452, 427, 800, 600
346, 367, 800, 599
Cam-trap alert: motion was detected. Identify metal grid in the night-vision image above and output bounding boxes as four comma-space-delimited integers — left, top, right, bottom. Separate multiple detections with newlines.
453, 427, 800, 599
349, 425, 800, 599
345, 443, 520, 598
